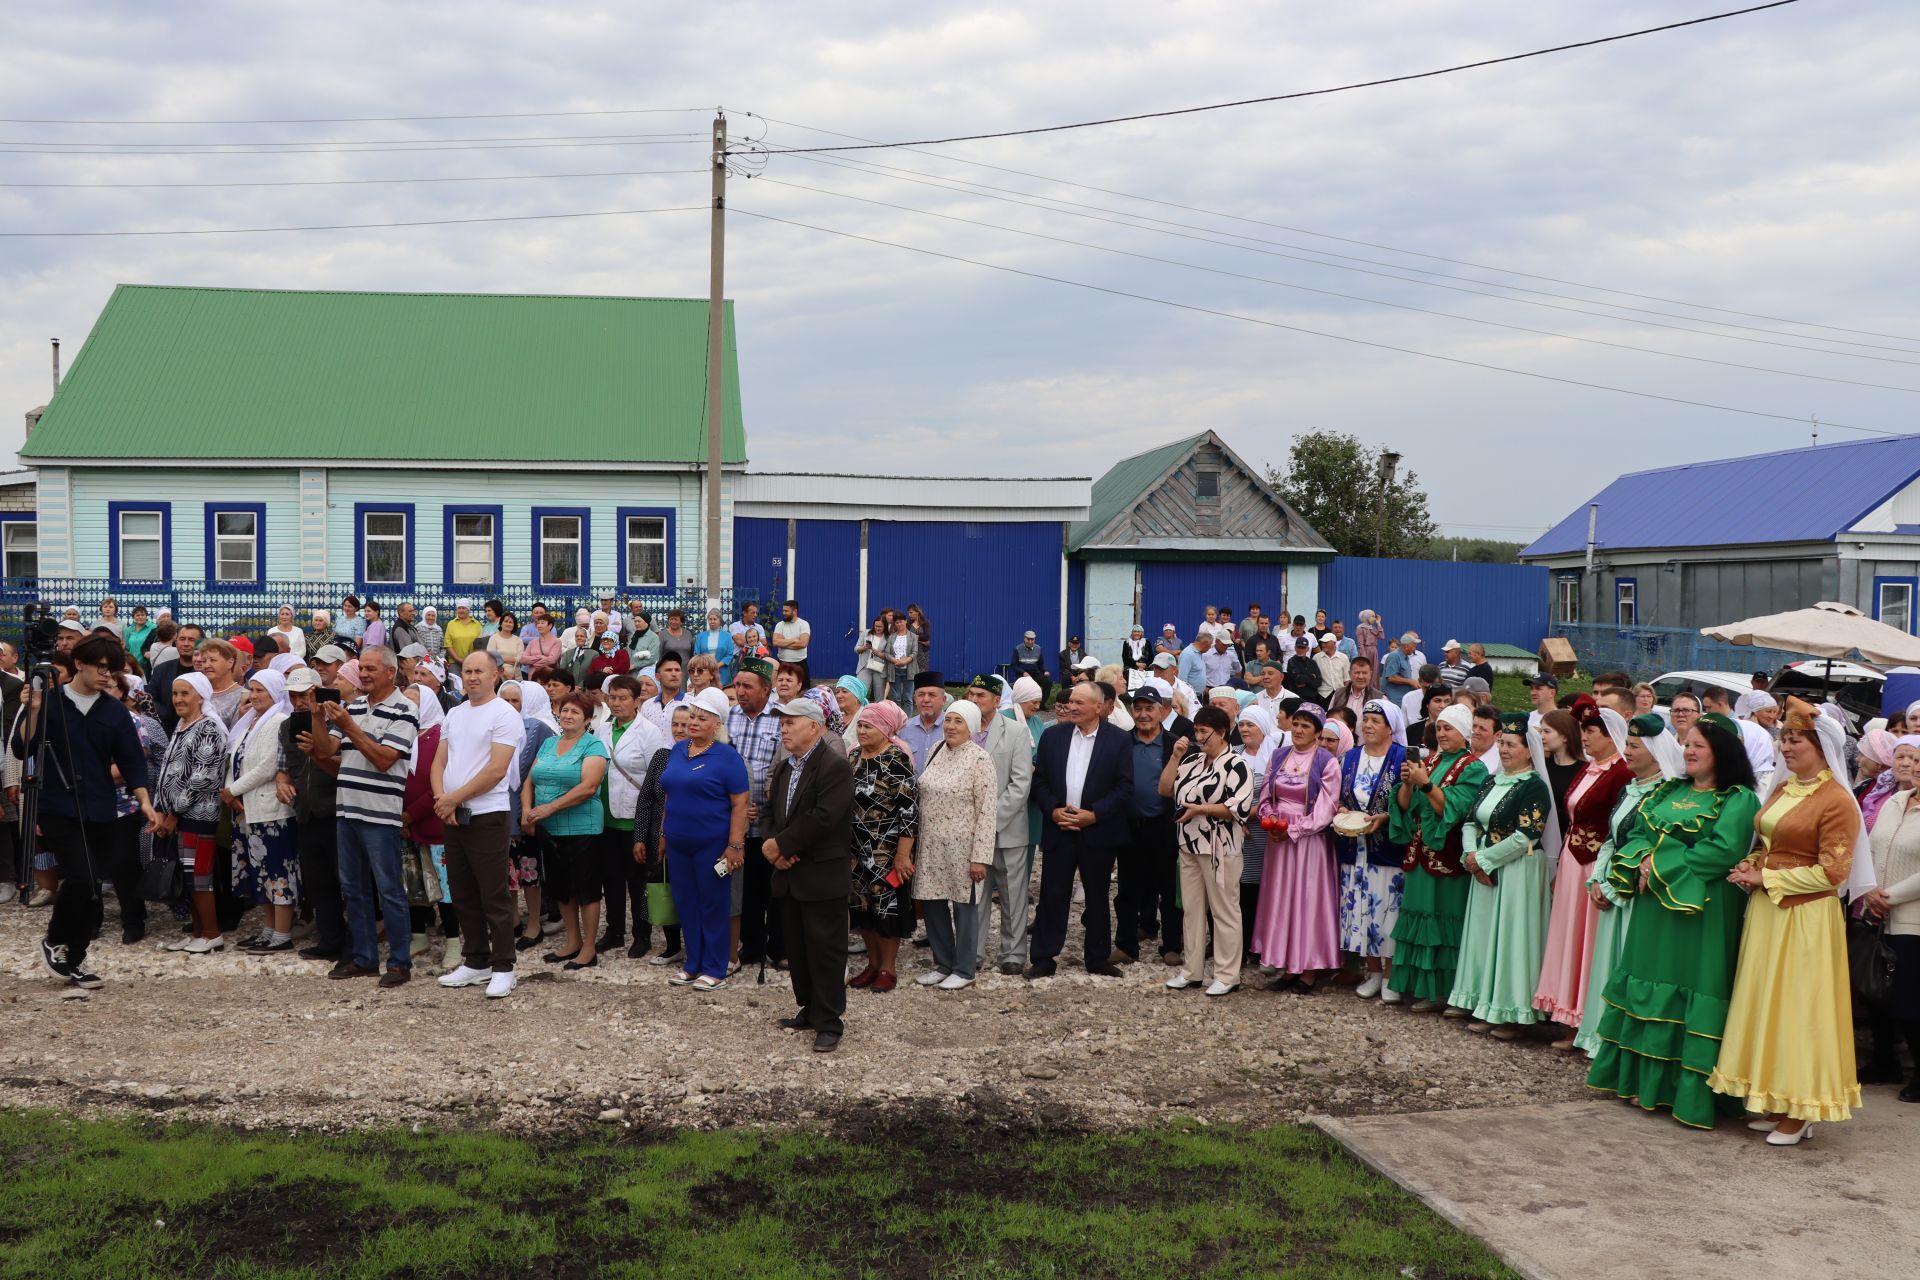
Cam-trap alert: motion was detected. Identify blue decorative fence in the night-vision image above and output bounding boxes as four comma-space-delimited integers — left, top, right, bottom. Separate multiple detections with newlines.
0, 579, 759, 646
1318, 556, 1549, 650
1549, 622, 1822, 680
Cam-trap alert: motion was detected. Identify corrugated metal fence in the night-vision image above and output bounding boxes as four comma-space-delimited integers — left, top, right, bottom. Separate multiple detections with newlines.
1319, 556, 1549, 650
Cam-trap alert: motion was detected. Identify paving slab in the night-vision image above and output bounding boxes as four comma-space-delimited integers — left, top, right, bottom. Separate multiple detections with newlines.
1316, 1093, 1918, 1280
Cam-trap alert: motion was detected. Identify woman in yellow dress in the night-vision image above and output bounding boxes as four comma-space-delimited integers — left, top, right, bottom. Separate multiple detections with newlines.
1709, 699, 1864, 1146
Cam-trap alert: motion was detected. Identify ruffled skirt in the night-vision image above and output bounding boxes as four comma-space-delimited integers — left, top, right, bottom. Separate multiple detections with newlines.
1388, 868, 1469, 1002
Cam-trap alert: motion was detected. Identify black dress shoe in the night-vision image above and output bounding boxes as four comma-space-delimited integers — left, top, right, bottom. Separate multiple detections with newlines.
595, 933, 620, 953
514, 934, 540, 952
776, 1015, 809, 1031
1900, 1081, 1920, 1104
121, 926, 146, 945
563, 954, 598, 971
543, 949, 579, 964
298, 945, 342, 962
812, 1031, 842, 1053
1025, 960, 1057, 979
1086, 963, 1124, 978
627, 939, 651, 959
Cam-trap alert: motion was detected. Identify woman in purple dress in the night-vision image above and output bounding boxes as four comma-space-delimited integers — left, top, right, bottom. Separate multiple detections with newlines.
1250, 703, 1342, 992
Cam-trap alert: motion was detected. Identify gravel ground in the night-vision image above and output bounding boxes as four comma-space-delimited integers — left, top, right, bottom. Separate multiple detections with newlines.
0, 892, 1590, 1135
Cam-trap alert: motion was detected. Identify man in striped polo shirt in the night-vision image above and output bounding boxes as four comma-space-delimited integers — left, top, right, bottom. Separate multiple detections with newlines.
311, 644, 419, 987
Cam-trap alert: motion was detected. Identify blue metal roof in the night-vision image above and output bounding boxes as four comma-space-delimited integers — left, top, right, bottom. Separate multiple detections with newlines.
1522, 434, 1920, 558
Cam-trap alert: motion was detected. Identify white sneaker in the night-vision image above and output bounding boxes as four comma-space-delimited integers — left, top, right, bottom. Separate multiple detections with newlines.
915, 970, 950, 987
485, 971, 516, 999
937, 973, 974, 991
161, 935, 194, 952
183, 935, 224, 954
1204, 980, 1238, 998
1355, 974, 1383, 999
438, 964, 491, 988
0, 882, 17, 903
1380, 985, 1404, 1005
27, 887, 53, 907
847, 934, 868, 955
1166, 975, 1198, 990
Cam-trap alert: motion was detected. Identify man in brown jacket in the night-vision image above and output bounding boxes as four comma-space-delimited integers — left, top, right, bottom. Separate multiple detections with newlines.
763, 698, 855, 1052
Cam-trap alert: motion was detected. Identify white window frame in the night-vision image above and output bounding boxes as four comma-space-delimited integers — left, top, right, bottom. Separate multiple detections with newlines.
118, 509, 165, 583
1615, 579, 1637, 628
211, 509, 258, 583
540, 514, 583, 587
451, 512, 495, 585
1880, 581, 1913, 635
1555, 575, 1580, 625
624, 515, 668, 588
362, 510, 408, 585
2, 522, 36, 579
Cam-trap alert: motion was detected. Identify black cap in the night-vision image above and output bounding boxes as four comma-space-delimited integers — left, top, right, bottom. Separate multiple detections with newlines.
1128, 686, 1165, 705
912, 671, 945, 690
1526, 672, 1559, 689
1294, 635, 1310, 649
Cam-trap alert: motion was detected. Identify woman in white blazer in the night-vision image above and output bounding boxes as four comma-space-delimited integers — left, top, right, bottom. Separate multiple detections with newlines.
221, 671, 299, 952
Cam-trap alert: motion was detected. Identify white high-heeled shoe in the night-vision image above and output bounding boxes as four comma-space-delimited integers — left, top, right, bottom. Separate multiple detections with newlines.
1745, 1116, 1780, 1132
1765, 1122, 1815, 1146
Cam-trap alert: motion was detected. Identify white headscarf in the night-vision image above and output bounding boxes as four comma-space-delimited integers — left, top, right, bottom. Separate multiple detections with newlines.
406, 684, 444, 767
227, 670, 291, 760
1522, 726, 1565, 867
1236, 704, 1280, 781
1757, 711, 1875, 900
945, 699, 982, 738
1436, 703, 1475, 747
1594, 706, 1629, 761
422, 604, 438, 622
1735, 690, 1774, 721
1634, 722, 1687, 782
512, 679, 561, 735
267, 652, 301, 675
172, 672, 229, 745
1363, 698, 1407, 747
1010, 675, 1043, 706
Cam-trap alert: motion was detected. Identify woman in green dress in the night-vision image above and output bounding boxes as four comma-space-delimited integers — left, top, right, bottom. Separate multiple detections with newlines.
1388, 703, 1490, 1012
1586, 713, 1759, 1129
1448, 714, 1555, 1039
1572, 713, 1685, 1056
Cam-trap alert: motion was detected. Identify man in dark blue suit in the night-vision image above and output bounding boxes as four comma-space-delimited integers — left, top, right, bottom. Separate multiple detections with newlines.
1027, 682, 1134, 978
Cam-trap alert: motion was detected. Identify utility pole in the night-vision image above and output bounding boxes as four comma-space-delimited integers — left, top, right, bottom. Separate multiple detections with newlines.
1373, 449, 1401, 557
704, 109, 727, 614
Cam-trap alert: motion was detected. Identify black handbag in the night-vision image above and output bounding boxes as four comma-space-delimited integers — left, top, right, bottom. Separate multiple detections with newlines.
141, 855, 182, 902
1849, 913, 1897, 1006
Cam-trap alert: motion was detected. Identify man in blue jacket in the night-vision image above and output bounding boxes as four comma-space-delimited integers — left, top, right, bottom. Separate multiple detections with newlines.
14, 636, 159, 988
1027, 683, 1133, 978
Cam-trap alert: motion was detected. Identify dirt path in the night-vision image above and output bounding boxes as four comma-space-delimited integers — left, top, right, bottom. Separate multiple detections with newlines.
1, 900, 1590, 1134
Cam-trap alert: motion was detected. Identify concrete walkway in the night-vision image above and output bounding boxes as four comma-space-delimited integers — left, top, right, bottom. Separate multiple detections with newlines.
1317, 1093, 1918, 1280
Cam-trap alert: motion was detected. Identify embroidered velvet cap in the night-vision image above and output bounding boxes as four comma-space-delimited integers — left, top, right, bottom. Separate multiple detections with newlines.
1627, 713, 1666, 738
1498, 712, 1531, 736
737, 655, 776, 685
1698, 712, 1741, 741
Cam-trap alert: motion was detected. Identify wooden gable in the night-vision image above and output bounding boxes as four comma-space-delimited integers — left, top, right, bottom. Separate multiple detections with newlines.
1119, 434, 1322, 549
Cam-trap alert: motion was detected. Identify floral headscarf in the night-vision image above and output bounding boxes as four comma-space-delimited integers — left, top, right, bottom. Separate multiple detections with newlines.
802, 685, 845, 735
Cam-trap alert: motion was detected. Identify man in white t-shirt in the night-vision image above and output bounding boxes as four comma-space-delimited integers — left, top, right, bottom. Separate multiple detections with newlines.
432, 652, 527, 999
772, 598, 812, 684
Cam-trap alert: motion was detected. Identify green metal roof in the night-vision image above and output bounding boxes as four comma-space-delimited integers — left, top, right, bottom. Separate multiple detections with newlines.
1066, 432, 1205, 552
21, 284, 747, 465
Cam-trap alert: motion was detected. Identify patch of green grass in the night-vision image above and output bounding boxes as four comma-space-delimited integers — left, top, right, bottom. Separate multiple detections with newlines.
0, 1107, 1514, 1279
1491, 670, 1590, 713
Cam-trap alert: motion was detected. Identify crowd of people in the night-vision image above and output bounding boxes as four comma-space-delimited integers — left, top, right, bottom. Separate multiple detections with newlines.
3, 593, 1913, 1108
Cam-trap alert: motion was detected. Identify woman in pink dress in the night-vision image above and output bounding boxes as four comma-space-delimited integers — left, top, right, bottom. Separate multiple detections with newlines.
1251, 702, 1343, 992
1533, 698, 1631, 1048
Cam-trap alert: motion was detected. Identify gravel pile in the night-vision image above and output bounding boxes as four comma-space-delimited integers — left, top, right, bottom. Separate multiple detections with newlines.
0, 898, 1591, 1134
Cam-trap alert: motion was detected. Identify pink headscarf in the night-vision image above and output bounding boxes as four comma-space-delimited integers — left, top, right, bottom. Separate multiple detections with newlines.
1321, 717, 1355, 756
337, 659, 365, 692
854, 701, 913, 755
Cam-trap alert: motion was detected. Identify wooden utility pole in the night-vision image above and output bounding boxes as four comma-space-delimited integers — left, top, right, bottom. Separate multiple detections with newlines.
704, 109, 727, 612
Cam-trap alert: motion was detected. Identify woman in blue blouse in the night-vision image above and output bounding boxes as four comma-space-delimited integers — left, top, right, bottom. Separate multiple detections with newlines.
694, 609, 738, 686
659, 687, 750, 992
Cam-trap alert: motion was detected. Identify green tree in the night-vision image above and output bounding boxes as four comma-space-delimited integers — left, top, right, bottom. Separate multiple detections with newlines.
1425, 536, 1525, 564
1267, 430, 1438, 559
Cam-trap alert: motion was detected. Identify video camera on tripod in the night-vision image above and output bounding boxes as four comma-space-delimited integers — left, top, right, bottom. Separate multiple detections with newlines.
19, 602, 63, 672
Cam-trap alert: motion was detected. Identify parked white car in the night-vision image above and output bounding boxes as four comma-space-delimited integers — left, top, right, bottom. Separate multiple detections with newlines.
1647, 661, 1884, 734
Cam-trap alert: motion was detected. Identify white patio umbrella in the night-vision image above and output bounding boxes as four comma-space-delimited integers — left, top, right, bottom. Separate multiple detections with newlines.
1700, 601, 1920, 667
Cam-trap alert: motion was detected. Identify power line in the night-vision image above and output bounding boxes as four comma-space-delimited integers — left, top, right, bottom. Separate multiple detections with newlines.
0, 204, 705, 237
751, 3, 1801, 154
0, 107, 710, 125
730, 205, 1900, 439
748, 111, 1920, 351
750, 173, 1920, 394
772, 148, 1920, 368
0, 136, 707, 157
0, 167, 705, 190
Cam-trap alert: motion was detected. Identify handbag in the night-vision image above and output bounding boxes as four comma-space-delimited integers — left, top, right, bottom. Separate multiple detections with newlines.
141, 855, 182, 902
1849, 913, 1898, 1005
645, 880, 679, 928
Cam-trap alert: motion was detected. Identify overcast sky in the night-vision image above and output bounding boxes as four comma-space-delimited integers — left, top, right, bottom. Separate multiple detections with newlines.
4, 1, 1916, 540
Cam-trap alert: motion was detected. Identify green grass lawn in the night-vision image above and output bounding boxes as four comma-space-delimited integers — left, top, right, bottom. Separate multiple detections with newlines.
0, 1106, 1514, 1279
1490, 671, 1591, 713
